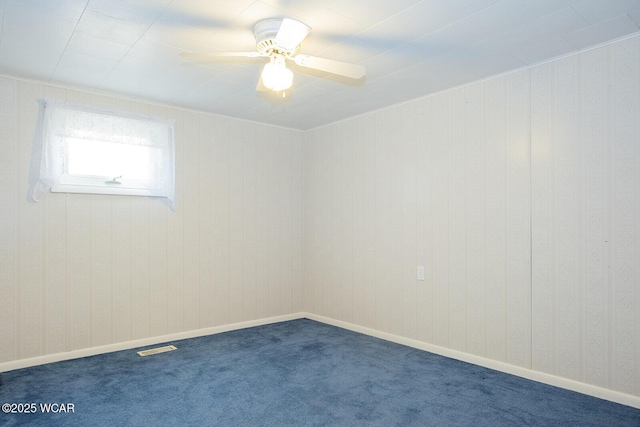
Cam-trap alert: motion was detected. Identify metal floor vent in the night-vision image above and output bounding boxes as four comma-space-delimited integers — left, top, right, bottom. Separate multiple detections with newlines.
137, 345, 177, 357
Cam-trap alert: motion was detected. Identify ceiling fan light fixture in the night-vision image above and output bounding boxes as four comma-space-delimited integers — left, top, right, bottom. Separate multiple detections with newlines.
181, 17, 366, 95
261, 57, 293, 91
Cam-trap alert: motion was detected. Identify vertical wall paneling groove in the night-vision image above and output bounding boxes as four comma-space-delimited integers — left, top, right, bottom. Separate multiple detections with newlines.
255, 126, 272, 319
267, 127, 280, 317
91, 194, 113, 346
275, 129, 288, 316
505, 71, 531, 369
388, 108, 404, 336
0, 77, 17, 363
267, 126, 281, 317
181, 110, 201, 331
530, 62, 554, 375
281, 129, 295, 315
635, 39, 640, 397
557, 56, 581, 382
483, 77, 507, 363
316, 125, 332, 319
277, 129, 288, 314
430, 92, 450, 349
465, 83, 486, 358
581, 46, 607, 389
325, 124, 333, 320
301, 131, 314, 314
362, 114, 377, 328
212, 115, 230, 326
447, 88, 468, 353
400, 103, 417, 340
200, 113, 216, 327
111, 193, 133, 340
345, 115, 376, 328
228, 120, 245, 324
332, 124, 345, 321
129, 197, 150, 341
341, 122, 354, 325
0, 77, 304, 368
291, 126, 304, 316
164, 107, 183, 335
43, 168, 67, 354
267, 126, 282, 317
414, 98, 433, 344
307, 128, 321, 316
254, 126, 267, 319
242, 122, 257, 321
374, 109, 392, 333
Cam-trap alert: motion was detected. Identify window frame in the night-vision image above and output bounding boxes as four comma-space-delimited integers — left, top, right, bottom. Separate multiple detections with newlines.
32, 99, 176, 209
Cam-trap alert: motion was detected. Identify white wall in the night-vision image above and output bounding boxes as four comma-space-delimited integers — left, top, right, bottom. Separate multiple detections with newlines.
303, 71, 532, 365
0, 77, 304, 366
531, 38, 640, 397
303, 35, 640, 400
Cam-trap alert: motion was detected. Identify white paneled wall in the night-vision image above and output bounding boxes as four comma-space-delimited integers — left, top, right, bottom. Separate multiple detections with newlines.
0, 77, 304, 365
303, 70, 532, 368
531, 37, 640, 396
304, 35, 640, 399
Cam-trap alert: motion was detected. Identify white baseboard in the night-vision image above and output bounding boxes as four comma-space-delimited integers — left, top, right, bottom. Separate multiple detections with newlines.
0, 313, 305, 373
303, 312, 640, 410
3, 312, 639, 410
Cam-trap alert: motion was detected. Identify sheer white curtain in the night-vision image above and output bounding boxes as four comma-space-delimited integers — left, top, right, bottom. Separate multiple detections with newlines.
32, 99, 176, 210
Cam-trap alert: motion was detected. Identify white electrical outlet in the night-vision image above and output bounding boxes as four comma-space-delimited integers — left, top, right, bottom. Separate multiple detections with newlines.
417, 266, 425, 281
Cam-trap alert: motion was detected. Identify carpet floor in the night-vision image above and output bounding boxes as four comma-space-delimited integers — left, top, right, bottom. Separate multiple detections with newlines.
1, 319, 639, 426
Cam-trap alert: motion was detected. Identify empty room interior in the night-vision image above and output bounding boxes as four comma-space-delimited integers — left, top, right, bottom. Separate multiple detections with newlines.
1, 0, 640, 425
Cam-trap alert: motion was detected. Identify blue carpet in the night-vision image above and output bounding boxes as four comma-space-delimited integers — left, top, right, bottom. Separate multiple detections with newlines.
1, 319, 639, 426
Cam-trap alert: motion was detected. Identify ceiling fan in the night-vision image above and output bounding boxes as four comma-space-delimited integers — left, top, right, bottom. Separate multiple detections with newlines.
181, 18, 366, 93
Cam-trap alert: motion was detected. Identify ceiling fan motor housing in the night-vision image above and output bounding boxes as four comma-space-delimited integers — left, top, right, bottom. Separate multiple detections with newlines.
254, 19, 297, 56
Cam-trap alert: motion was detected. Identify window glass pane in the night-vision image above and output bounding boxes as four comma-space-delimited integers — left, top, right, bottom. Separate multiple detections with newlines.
65, 137, 152, 180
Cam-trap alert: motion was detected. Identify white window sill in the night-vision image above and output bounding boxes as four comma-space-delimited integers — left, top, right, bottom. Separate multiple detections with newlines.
51, 184, 156, 197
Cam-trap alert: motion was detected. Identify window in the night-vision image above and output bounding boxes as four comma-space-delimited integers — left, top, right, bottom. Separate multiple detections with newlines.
32, 99, 175, 209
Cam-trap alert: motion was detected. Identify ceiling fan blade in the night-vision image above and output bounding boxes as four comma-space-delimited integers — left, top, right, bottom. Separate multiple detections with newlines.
180, 51, 262, 58
275, 18, 311, 51
293, 55, 366, 80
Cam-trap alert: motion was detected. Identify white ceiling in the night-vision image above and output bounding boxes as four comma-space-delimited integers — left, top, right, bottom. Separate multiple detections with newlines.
1, 0, 639, 130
